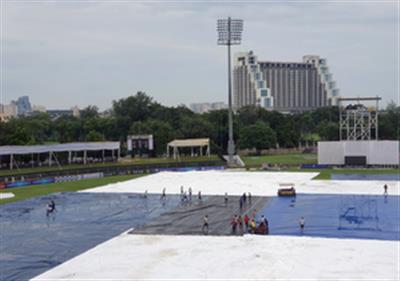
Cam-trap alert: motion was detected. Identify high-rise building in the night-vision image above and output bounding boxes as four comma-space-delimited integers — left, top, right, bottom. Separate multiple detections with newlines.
0, 102, 17, 116
233, 51, 340, 113
14, 96, 32, 115
0, 102, 17, 122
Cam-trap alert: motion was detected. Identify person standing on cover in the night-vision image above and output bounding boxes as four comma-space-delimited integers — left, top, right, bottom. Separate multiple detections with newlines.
252, 209, 257, 219
231, 215, 238, 234
249, 219, 256, 234
182, 191, 188, 203
261, 215, 269, 235
299, 216, 305, 233
261, 215, 268, 226
180, 186, 184, 201
202, 215, 209, 235
244, 214, 250, 232
383, 184, 388, 196
161, 187, 166, 201
238, 215, 244, 234
46, 200, 56, 217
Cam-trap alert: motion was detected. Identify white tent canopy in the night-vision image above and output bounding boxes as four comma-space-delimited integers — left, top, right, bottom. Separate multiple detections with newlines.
0, 142, 120, 156
0, 142, 120, 170
167, 138, 210, 159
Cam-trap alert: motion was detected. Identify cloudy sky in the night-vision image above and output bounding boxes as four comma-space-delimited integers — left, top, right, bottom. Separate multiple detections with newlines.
1, 1, 398, 110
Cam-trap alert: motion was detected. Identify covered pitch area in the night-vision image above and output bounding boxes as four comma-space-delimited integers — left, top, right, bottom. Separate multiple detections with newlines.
0, 171, 398, 280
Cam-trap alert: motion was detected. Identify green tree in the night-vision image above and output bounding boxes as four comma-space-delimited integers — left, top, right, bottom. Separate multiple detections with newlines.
111, 92, 157, 139
379, 101, 399, 140
7, 127, 30, 145
180, 116, 214, 139
54, 116, 82, 143
238, 121, 277, 153
113, 92, 154, 122
86, 130, 104, 141
237, 105, 261, 126
274, 116, 299, 148
203, 109, 229, 154
316, 121, 339, 140
80, 105, 99, 119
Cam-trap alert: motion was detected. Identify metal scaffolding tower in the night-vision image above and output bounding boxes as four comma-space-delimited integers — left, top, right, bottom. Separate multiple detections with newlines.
338, 97, 381, 141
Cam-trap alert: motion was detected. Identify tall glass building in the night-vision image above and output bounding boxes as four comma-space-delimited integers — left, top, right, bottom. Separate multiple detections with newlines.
233, 51, 340, 113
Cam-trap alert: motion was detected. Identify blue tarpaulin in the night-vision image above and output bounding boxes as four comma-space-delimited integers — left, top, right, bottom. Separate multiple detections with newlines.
1, 191, 398, 281
0, 192, 182, 281
257, 194, 400, 241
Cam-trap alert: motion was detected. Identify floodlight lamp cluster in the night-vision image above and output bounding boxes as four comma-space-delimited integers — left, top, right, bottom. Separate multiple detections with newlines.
217, 18, 243, 45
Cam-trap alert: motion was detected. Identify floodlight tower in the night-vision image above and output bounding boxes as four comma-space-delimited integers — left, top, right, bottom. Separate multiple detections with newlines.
217, 17, 243, 165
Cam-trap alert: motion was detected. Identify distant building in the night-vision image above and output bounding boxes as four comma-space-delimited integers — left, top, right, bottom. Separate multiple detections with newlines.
0, 102, 17, 116
190, 102, 228, 113
46, 106, 81, 119
71, 106, 81, 118
0, 113, 8, 122
14, 96, 32, 115
32, 105, 47, 113
233, 51, 340, 113
46, 109, 73, 119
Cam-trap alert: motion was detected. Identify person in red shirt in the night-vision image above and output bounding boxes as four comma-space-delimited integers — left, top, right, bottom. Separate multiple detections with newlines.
244, 214, 250, 232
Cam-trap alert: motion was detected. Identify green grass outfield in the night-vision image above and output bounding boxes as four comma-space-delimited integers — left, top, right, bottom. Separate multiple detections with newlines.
0, 155, 220, 177
242, 153, 317, 167
310, 168, 399, 180
268, 167, 399, 180
0, 174, 145, 205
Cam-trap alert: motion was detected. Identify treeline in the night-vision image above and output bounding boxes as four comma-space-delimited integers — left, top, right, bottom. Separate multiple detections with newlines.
0, 92, 398, 155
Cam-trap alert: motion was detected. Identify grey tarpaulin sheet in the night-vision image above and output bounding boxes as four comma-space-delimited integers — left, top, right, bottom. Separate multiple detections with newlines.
0, 192, 181, 281
130, 195, 269, 236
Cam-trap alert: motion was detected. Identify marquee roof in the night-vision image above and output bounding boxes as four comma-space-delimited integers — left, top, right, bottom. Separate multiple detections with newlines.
167, 138, 210, 148
0, 142, 120, 156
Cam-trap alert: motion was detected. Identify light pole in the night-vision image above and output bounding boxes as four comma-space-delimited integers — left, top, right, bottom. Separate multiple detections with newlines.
217, 17, 243, 165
